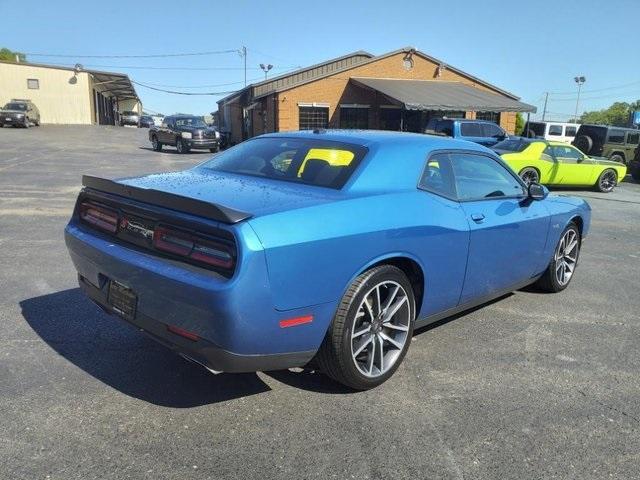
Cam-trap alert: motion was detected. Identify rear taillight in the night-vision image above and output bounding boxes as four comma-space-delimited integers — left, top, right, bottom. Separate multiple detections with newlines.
153, 225, 235, 269
79, 202, 118, 233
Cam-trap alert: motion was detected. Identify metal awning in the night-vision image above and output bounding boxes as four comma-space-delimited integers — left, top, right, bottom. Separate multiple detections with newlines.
88, 69, 139, 101
351, 77, 536, 113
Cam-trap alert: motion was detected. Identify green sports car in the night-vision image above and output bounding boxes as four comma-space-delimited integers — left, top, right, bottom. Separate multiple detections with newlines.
493, 138, 627, 192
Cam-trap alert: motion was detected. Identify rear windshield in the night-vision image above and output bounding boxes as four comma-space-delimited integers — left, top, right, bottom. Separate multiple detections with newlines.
493, 138, 532, 152
5, 103, 27, 111
201, 137, 367, 189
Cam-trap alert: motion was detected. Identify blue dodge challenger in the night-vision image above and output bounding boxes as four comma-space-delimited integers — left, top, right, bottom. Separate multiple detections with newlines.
65, 130, 591, 389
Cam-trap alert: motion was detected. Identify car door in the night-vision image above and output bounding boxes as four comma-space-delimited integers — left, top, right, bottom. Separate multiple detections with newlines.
450, 151, 551, 304
481, 122, 507, 147
458, 122, 487, 145
159, 118, 172, 144
551, 144, 595, 185
625, 132, 639, 161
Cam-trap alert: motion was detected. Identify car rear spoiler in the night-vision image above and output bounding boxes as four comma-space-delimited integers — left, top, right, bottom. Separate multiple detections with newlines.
81, 175, 252, 224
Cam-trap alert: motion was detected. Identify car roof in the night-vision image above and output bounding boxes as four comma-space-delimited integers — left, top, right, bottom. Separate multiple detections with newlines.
259, 129, 492, 150
579, 124, 638, 132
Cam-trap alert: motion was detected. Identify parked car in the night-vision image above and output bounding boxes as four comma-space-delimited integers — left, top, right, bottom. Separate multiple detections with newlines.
0, 99, 40, 128
493, 137, 626, 192
138, 115, 155, 128
425, 118, 507, 146
149, 115, 219, 153
119, 111, 140, 127
523, 121, 579, 143
630, 145, 640, 181
65, 131, 591, 390
572, 124, 640, 165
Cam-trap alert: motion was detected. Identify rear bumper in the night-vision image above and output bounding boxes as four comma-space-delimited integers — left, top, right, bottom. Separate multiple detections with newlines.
78, 274, 314, 372
64, 221, 332, 372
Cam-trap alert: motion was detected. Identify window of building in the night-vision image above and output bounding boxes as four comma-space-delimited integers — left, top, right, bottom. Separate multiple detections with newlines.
439, 110, 466, 119
476, 111, 500, 123
548, 124, 563, 136
299, 106, 329, 130
27, 78, 39, 89
340, 106, 369, 129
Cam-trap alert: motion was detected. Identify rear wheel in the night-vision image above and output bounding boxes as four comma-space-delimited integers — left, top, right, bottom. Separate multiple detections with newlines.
595, 168, 617, 192
632, 168, 640, 181
209, 146, 219, 153
151, 136, 162, 152
519, 167, 539, 186
535, 223, 581, 293
315, 265, 415, 390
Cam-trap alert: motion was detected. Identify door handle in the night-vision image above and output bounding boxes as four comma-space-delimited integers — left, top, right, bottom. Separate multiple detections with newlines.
471, 213, 485, 223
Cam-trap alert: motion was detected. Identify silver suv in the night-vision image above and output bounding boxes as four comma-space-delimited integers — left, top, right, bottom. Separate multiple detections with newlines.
0, 99, 40, 128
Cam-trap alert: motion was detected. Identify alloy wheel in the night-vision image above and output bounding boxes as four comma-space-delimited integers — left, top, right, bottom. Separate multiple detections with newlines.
521, 169, 539, 186
599, 170, 617, 192
350, 281, 411, 378
555, 229, 579, 286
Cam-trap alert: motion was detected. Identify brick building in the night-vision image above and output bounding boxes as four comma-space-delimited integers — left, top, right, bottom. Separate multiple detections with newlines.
217, 47, 535, 144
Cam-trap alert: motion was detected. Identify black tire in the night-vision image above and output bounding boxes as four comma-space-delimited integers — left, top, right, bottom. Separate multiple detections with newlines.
535, 222, 581, 293
519, 167, 539, 185
209, 146, 220, 153
151, 135, 162, 152
632, 169, 640, 182
595, 168, 617, 192
315, 264, 416, 390
574, 135, 593, 154
609, 153, 625, 165
176, 138, 190, 154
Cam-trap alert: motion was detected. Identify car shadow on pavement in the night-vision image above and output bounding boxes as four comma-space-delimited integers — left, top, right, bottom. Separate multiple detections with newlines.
20, 288, 271, 407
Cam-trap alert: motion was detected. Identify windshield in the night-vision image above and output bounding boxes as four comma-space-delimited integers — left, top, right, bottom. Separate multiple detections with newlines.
493, 138, 532, 152
175, 117, 207, 128
4, 103, 27, 111
121, 111, 137, 116
526, 122, 546, 137
201, 137, 367, 189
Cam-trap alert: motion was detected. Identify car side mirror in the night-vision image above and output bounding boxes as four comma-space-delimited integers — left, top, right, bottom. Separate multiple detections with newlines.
528, 182, 547, 200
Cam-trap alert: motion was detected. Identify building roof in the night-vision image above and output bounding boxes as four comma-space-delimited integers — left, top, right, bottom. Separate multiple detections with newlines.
218, 46, 523, 105
0, 60, 139, 101
351, 77, 536, 113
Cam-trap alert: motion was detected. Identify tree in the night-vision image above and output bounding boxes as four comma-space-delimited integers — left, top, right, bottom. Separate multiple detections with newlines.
579, 100, 640, 127
0, 47, 26, 62
515, 113, 525, 135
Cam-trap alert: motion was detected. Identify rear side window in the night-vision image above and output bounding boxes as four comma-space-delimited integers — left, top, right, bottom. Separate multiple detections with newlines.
548, 125, 563, 136
565, 126, 577, 137
418, 153, 456, 199
460, 123, 483, 137
626, 133, 639, 145
608, 130, 625, 143
483, 123, 504, 138
201, 137, 367, 189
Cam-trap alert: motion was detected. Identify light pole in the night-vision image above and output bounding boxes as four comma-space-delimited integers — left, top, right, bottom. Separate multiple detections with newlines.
574, 76, 586, 122
260, 63, 273, 80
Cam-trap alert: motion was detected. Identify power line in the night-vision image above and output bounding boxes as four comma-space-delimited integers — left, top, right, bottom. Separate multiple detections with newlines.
23, 49, 239, 59
40, 61, 298, 71
131, 80, 237, 96
548, 80, 640, 95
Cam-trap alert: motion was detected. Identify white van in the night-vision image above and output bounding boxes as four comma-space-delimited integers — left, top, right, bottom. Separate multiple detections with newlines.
524, 121, 580, 143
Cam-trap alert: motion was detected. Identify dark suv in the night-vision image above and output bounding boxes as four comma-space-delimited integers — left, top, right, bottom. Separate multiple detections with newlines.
630, 145, 640, 181
149, 115, 219, 153
425, 118, 507, 147
0, 99, 40, 128
572, 124, 640, 165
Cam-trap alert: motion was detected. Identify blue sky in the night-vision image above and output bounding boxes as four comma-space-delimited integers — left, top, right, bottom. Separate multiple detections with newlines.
2, 0, 639, 120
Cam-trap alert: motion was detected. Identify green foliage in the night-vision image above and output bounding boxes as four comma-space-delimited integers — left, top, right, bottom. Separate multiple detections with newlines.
0, 47, 26, 62
515, 113, 525, 135
579, 100, 640, 127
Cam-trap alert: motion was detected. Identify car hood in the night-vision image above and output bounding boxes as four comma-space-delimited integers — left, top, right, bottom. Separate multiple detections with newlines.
116, 167, 345, 218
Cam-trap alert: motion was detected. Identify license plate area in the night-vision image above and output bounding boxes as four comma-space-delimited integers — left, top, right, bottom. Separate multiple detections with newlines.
108, 280, 137, 321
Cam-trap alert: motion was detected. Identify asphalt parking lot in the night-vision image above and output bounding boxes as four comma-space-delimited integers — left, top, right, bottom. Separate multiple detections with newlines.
1, 125, 640, 480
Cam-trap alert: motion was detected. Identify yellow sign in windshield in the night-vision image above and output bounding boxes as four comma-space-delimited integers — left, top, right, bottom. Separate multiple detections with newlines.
297, 148, 355, 177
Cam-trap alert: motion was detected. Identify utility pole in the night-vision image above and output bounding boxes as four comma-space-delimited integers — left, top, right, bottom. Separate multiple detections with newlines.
574, 76, 586, 122
241, 46, 247, 87
541, 92, 549, 121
